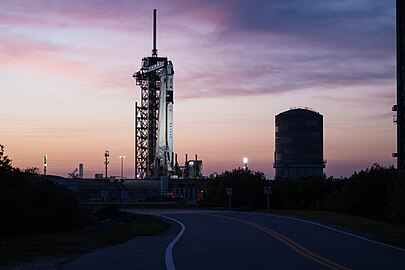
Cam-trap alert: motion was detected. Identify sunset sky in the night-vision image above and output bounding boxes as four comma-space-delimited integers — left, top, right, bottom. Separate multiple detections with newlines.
0, 0, 397, 179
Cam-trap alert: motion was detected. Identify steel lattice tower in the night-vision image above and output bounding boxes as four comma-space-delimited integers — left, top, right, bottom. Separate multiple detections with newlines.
134, 66, 161, 178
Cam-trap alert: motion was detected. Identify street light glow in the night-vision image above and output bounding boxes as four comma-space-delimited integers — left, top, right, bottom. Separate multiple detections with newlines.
243, 157, 248, 171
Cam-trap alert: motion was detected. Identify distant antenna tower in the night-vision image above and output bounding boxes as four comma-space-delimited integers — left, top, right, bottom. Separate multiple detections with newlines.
133, 9, 175, 179
43, 154, 47, 176
104, 150, 110, 180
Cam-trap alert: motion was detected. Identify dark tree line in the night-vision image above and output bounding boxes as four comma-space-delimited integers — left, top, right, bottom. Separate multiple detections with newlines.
201, 169, 268, 210
0, 145, 88, 236
201, 165, 405, 225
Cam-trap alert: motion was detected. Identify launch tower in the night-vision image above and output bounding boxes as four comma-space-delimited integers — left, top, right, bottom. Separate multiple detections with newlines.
133, 9, 174, 179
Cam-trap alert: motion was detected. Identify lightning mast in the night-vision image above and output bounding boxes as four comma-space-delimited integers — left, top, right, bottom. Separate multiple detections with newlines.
134, 9, 174, 179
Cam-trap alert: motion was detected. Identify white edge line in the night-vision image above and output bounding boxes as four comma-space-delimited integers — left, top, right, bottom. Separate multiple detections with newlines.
154, 214, 186, 270
248, 212, 405, 253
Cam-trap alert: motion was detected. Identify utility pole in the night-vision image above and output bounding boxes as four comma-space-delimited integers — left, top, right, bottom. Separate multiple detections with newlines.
104, 150, 109, 180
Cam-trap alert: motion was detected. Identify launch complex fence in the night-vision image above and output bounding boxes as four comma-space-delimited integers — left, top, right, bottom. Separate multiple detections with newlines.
78, 187, 202, 204
45, 175, 210, 205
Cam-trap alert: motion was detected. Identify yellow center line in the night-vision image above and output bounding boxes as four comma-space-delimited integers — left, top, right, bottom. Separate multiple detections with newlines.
205, 214, 351, 270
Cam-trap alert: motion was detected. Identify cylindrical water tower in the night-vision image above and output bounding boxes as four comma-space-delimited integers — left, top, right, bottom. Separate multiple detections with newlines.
273, 107, 325, 179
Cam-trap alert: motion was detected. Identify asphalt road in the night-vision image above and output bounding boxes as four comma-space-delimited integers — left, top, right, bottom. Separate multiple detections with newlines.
62, 210, 405, 270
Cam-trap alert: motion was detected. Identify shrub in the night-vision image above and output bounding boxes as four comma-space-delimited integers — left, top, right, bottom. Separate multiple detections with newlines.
203, 164, 405, 225
97, 205, 121, 221
201, 168, 268, 209
0, 145, 88, 236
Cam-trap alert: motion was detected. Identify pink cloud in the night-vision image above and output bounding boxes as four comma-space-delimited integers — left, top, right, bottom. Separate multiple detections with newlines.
0, 34, 63, 62
0, 0, 171, 34
0, 31, 132, 94
2, 0, 395, 100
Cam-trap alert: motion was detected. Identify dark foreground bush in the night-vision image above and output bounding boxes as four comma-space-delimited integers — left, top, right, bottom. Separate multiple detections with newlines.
0, 145, 88, 236
0, 172, 89, 236
97, 205, 121, 220
386, 176, 405, 224
201, 168, 269, 209
270, 176, 336, 210
202, 164, 405, 225
320, 164, 397, 219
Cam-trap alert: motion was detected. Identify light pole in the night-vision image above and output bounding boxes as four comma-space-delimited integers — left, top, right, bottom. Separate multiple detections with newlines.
43, 154, 47, 176
119, 156, 125, 180
243, 157, 248, 170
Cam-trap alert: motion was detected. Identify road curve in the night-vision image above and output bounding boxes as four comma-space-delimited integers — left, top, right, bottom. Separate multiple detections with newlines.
62, 210, 405, 270
143, 210, 405, 270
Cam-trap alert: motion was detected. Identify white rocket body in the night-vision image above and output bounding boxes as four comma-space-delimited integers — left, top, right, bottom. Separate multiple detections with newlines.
156, 60, 174, 172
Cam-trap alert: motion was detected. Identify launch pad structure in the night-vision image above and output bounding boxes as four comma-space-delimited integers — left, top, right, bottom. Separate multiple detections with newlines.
133, 9, 176, 179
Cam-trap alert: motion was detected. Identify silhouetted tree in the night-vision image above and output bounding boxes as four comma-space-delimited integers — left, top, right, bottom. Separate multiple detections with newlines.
0, 144, 88, 236
202, 168, 269, 209
270, 176, 337, 210
321, 164, 396, 218
386, 175, 405, 224
0, 144, 12, 176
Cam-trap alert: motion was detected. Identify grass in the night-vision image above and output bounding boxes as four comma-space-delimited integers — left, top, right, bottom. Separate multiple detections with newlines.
263, 210, 405, 249
0, 214, 170, 267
